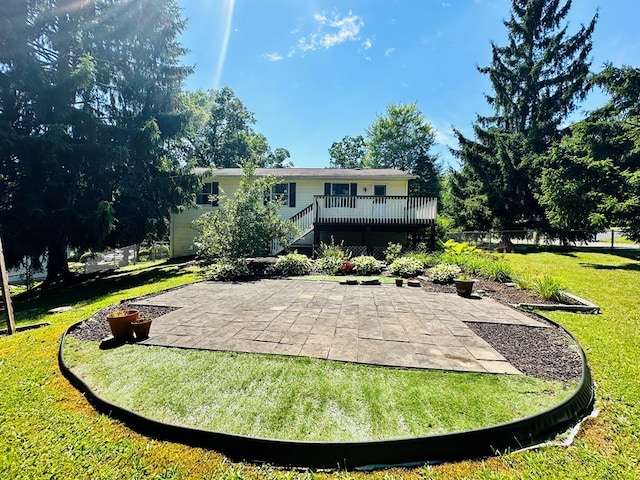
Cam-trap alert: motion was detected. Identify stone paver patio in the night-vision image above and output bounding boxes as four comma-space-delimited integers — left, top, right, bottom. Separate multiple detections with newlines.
133, 279, 548, 374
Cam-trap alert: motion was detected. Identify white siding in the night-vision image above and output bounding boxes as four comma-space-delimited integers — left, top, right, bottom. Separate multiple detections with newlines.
170, 175, 412, 258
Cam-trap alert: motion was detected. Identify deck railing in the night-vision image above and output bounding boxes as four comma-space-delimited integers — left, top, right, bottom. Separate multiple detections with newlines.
314, 195, 437, 225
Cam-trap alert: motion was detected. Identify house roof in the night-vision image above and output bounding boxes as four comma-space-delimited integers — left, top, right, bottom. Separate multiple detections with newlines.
194, 167, 415, 180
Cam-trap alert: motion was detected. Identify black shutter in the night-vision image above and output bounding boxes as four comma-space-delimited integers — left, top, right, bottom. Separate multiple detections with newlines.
324, 182, 331, 196
211, 182, 219, 206
350, 183, 357, 196
289, 182, 296, 207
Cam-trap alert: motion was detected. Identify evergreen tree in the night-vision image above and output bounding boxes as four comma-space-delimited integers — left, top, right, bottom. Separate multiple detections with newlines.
539, 65, 640, 241
451, 0, 597, 236
0, 0, 196, 284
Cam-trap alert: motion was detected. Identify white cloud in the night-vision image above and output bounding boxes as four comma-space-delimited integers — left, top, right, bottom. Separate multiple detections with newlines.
292, 11, 364, 57
263, 52, 284, 62
263, 11, 365, 61
384, 47, 395, 57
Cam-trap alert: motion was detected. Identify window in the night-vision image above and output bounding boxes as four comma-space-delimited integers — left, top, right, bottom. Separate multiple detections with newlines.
267, 182, 296, 207
196, 182, 218, 206
271, 183, 288, 204
373, 185, 387, 196
324, 182, 357, 207
324, 182, 357, 196
331, 183, 350, 196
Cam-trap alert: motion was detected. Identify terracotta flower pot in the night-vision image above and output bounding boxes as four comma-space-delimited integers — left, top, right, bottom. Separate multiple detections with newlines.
106, 309, 138, 338
132, 318, 152, 340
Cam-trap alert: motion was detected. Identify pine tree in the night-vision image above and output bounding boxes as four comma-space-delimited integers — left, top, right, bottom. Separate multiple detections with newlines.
0, 0, 196, 284
451, 0, 597, 235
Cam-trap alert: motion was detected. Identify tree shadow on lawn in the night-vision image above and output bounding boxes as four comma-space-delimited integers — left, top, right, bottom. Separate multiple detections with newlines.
578, 262, 640, 272
520, 246, 640, 272
518, 245, 640, 261
12, 260, 193, 319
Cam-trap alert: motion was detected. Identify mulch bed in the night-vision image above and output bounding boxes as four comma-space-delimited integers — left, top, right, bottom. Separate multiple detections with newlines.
68, 277, 585, 384
418, 278, 583, 383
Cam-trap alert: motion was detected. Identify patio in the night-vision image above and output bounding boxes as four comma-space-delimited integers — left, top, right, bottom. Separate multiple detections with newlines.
132, 279, 548, 374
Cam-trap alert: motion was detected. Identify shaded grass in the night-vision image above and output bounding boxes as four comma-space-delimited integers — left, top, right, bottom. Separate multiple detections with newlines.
64, 339, 574, 442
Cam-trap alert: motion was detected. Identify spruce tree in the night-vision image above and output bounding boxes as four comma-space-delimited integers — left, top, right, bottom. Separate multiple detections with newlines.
451, 0, 597, 236
0, 0, 196, 284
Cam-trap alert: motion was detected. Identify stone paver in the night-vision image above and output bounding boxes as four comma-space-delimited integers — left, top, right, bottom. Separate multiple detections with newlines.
134, 280, 549, 374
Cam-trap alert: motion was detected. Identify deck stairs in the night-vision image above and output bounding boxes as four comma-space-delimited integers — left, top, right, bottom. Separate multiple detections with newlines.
270, 204, 314, 255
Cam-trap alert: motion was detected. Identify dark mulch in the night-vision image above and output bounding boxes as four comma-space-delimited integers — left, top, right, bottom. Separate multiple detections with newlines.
466, 322, 583, 383
68, 277, 585, 384
418, 279, 583, 383
68, 304, 178, 342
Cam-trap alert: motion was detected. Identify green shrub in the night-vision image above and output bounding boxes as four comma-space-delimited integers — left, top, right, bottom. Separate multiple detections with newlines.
314, 256, 344, 275
384, 242, 403, 265
402, 251, 439, 267
429, 263, 461, 283
479, 257, 512, 282
275, 252, 312, 277
441, 239, 477, 255
204, 258, 250, 281
512, 275, 530, 290
529, 274, 564, 301
316, 237, 351, 261
351, 256, 384, 275
422, 252, 443, 268
388, 256, 424, 278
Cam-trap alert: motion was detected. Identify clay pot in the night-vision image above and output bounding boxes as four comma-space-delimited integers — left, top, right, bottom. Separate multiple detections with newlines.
106, 310, 138, 338
131, 318, 152, 340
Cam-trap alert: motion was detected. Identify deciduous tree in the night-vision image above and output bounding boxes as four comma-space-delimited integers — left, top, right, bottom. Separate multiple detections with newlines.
190, 87, 291, 168
328, 135, 367, 169
193, 162, 299, 259
366, 103, 440, 196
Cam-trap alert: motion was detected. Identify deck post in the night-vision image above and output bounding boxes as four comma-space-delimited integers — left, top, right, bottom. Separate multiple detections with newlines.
313, 227, 320, 258
430, 224, 436, 251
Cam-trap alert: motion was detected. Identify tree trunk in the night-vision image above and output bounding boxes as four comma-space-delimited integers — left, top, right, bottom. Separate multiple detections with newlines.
45, 237, 72, 286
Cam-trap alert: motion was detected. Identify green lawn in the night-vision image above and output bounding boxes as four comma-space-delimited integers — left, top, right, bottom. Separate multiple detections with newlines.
63, 338, 573, 442
1, 252, 639, 479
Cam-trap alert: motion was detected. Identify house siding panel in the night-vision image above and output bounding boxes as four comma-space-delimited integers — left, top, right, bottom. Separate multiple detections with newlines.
170, 172, 422, 258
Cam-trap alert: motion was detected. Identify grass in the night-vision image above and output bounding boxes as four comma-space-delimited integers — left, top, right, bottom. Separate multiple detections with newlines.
1, 251, 640, 478
64, 339, 573, 442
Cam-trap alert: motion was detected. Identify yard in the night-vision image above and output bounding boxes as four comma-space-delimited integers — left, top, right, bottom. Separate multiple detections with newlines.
1, 249, 639, 479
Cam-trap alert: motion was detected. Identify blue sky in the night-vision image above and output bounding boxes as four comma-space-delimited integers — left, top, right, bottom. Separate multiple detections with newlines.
176, 0, 640, 169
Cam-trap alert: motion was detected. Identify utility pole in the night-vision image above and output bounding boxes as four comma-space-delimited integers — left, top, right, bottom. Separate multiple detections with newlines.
0, 236, 16, 334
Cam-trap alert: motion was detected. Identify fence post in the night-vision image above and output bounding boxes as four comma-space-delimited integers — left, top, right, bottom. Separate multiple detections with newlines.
611, 229, 615, 249
0, 237, 16, 334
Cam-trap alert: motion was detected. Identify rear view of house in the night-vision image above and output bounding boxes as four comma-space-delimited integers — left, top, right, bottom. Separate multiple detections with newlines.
169, 168, 437, 258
